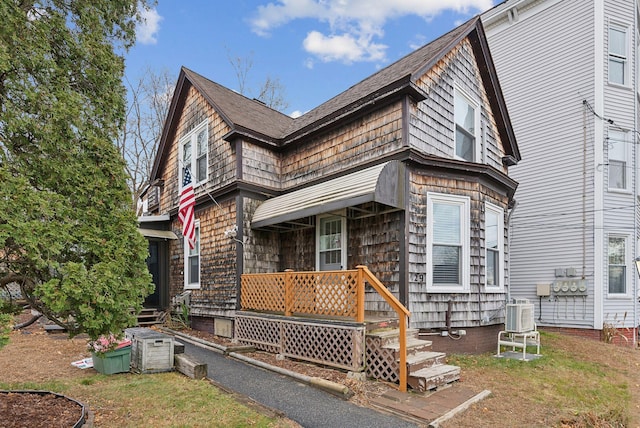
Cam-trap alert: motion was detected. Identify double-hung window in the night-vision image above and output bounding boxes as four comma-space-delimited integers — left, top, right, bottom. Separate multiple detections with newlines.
608, 130, 629, 191
180, 121, 208, 186
609, 24, 628, 85
427, 193, 470, 292
607, 235, 627, 295
316, 213, 346, 271
454, 88, 479, 162
184, 221, 200, 289
485, 203, 504, 291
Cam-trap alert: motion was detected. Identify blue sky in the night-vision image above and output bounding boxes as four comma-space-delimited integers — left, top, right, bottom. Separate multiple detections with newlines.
126, 0, 496, 117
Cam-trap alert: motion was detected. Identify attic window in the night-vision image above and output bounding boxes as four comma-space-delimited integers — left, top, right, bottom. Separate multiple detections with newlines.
454, 88, 480, 162
180, 120, 209, 186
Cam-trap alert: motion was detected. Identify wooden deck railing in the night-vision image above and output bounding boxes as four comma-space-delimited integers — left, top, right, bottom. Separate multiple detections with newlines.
240, 265, 411, 391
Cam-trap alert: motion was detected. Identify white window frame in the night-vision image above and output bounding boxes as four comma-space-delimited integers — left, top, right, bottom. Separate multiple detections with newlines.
607, 234, 630, 297
607, 129, 631, 192
454, 86, 481, 163
485, 202, 505, 292
180, 120, 208, 187
184, 221, 201, 290
426, 193, 471, 293
316, 212, 347, 271
608, 23, 630, 86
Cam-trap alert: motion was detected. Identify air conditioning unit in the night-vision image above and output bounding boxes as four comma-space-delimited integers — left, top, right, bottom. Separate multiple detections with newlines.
505, 299, 535, 333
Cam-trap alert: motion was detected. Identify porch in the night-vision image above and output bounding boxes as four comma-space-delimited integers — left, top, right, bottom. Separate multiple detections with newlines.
239, 266, 460, 392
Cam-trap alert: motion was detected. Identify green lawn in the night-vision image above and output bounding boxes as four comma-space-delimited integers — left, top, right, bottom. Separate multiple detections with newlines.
1, 372, 293, 428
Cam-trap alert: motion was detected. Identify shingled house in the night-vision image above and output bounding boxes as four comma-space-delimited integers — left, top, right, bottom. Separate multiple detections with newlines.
142, 16, 520, 356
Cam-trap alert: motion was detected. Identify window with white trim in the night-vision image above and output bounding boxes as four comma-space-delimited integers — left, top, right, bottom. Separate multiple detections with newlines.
607, 130, 629, 191
427, 193, 470, 292
608, 235, 627, 295
485, 203, 504, 290
184, 222, 200, 289
316, 213, 346, 271
609, 24, 629, 85
180, 121, 208, 186
454, 88, 480, 162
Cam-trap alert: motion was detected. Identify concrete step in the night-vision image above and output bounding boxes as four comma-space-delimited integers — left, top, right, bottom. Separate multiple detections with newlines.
408, 364, 461, 392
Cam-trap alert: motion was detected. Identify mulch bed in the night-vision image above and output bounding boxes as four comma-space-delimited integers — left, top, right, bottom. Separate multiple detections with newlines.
0, 391, 86, 428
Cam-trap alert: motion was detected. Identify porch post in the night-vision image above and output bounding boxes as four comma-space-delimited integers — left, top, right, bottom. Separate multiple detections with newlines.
284, 269, 293, 317
357, 266, 365, 323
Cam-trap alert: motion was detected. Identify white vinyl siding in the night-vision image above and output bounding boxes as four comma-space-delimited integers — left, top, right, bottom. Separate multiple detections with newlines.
485, 202, 505, 292
483, 0, 597, 328
180, 120, 208, 186
427, 193, 470, 293
184, 222, 200, 289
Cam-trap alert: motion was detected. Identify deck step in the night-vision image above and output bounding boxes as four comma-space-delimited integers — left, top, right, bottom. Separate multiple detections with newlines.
408, 364, 461, 392
364, 317, 400, 332
383, 337, 432, 354
405, 351, 447, 372
135, 308, 165, 326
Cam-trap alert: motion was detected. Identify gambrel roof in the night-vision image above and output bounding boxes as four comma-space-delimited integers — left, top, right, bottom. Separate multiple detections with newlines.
151, 16, 519, 181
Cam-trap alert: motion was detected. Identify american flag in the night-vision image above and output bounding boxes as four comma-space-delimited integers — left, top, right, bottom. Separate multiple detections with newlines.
178, 168, 196, 249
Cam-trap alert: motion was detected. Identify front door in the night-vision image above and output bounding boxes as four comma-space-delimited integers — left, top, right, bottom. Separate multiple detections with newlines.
317, 214, 346, 271
145, 241, 160, 307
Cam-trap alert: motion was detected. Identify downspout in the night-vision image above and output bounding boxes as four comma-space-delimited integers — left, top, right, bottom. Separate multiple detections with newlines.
506, 199, 519, 305
632, 1, 639, 345
583, 100, 588, 282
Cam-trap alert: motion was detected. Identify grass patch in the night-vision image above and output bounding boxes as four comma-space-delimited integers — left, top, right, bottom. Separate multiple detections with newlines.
0, 313, 12, 349
1, 372, 290, 427
447, 331, 630, 427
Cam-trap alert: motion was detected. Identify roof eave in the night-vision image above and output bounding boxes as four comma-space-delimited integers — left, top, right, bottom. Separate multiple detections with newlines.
468, 19, 521, 163
283, 77, 426, 147
150, 67, 190, 181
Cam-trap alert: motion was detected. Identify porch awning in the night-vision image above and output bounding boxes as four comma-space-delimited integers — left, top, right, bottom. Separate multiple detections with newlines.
251, 161, 405, 229
138, 228, 179, 240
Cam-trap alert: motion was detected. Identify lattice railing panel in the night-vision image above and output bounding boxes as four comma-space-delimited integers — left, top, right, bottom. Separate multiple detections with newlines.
282, 321, 365, 371
288, 271, 359, 318
241, 273, 285, 312
365, 335, 399, 383
235, 314, 280, 353
236, 313, 365, 371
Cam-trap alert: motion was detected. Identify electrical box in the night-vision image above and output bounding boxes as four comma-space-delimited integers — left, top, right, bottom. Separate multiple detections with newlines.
536, 283, 551, 297
554, 268, 565, 277
552, 279, 588, 295
125, 328, 174, 374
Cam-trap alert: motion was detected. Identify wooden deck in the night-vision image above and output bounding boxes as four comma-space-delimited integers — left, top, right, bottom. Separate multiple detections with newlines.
241, 266, 411, 391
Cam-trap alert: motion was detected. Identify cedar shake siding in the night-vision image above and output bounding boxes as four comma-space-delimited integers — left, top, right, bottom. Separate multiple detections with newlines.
144, 16, 521, 347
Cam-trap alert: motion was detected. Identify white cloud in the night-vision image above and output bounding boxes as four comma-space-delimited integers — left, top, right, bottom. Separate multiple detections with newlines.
303, 58, 315, 69
250, 0, 493, 63
290, 110, 304, 118
303, 31, 386, 63
136, 5, 163, 45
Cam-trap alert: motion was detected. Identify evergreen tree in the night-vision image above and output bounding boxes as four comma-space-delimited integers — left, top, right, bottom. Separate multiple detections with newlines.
0, 0, 153, 340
